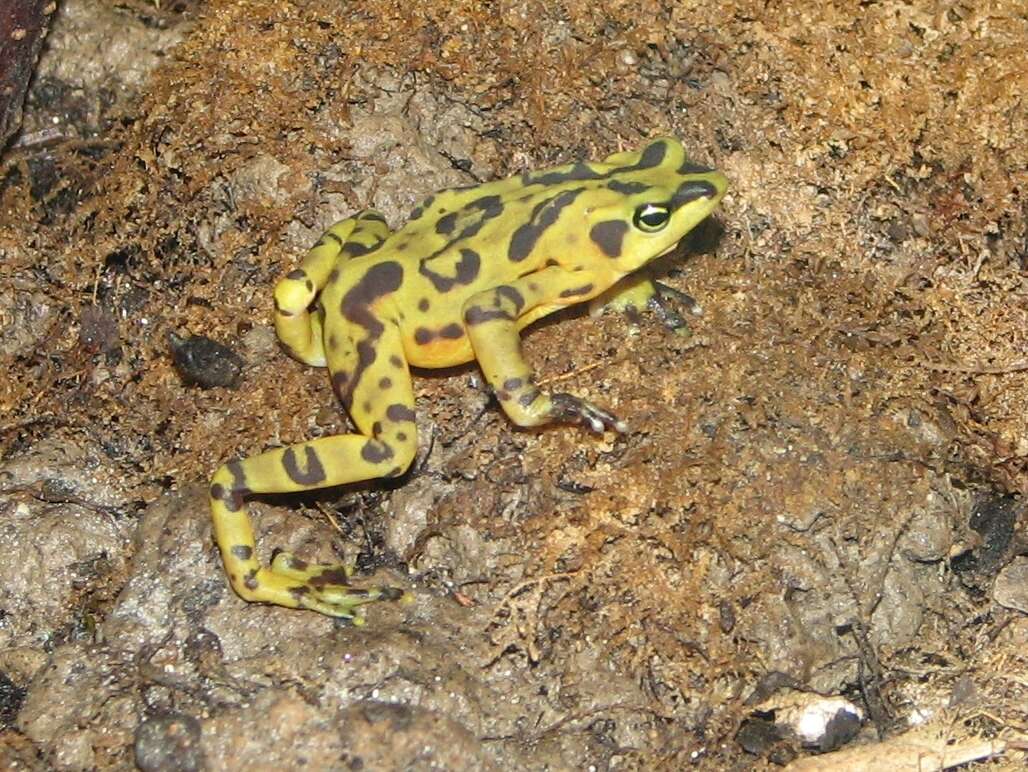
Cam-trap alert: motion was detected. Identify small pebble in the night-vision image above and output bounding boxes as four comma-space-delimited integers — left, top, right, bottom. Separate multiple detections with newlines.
168, 332, 245, 389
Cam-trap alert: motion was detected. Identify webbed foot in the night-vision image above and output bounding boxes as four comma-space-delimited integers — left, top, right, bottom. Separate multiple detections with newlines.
549, 393, 627, 434
648, 281, 703, 334
590, 276, 702, 335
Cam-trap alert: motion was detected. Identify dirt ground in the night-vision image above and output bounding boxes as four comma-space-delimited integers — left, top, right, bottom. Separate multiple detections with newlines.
1, 0, 1026, 769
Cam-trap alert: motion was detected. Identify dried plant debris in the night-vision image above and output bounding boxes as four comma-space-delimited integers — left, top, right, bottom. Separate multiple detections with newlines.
0, 0, 1026, 769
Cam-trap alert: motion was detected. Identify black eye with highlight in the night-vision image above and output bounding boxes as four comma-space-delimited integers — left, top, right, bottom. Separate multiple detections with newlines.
633, 203, 670, 232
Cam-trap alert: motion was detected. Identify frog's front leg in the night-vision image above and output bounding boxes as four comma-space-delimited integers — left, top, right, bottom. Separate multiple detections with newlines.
463, 266, 627, 433
273, 212, 390, 366
209, 318, 415, 621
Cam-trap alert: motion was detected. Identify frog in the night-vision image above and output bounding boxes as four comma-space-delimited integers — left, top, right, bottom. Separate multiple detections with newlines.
209, 137, 728, 621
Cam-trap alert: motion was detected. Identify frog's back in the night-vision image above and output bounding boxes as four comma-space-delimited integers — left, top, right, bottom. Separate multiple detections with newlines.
323, 136, 720, 361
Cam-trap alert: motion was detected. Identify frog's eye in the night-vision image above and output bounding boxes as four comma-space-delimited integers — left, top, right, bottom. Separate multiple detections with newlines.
633, 203, 670, 232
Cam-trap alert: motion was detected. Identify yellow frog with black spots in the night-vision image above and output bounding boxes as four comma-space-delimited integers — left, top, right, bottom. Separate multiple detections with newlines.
209, 137, 728, 621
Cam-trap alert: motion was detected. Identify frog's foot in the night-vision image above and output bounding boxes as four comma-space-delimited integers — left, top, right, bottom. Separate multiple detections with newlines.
549, 393, 628, 434
590, 276, 702, 335
263, 549, 409, 622
648, 281, 703, 334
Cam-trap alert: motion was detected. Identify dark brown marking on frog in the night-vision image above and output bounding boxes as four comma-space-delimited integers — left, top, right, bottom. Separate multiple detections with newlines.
419, 248, 481, 293
231, 545, 253, 561
340, 261, 403, 335
519, 388, 541, 407
589, 220, 628, 258
310, 567, 350, 588
427, 193, 505, 252
337, 339, 380, 408
497, 285, 525, 312
220, 461, 250, 512
331, 370, 350, 400
343, 241, 378, 258
508, 188, 585, 262
559, 283, 594, 298
243, 569, 259, 591
439, 323, 464, 339
435, 212, 458, 235
386, 403, 416, 423
671, 180, 718, 210
635, 139, 668, 169
678, 159, 713, 175
607, 179, 650, 195
523, 162, 601, 187
282, 446, 327, 486
361, 440, 394, 464
465, 306, 513, 325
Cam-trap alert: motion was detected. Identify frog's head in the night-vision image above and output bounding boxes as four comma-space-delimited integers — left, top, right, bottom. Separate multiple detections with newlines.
587, 137, 728, 275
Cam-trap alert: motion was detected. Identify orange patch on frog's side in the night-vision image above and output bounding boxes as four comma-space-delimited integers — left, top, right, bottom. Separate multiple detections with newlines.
404, 332, 475, 369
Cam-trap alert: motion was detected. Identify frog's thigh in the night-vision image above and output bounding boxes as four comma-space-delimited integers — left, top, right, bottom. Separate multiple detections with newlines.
274, 213, 391, 366
214, 330, 417, 507
325, 311, 417, 442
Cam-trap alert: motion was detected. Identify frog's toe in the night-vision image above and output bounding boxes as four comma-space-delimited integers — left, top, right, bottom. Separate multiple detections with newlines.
653, 281, 702, 315
550, 393, 628, 434
649, 282, 702, 334
268, 550, 409, 620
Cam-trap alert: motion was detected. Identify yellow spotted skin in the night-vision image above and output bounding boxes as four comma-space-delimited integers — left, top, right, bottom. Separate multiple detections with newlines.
210, 138, 728, 620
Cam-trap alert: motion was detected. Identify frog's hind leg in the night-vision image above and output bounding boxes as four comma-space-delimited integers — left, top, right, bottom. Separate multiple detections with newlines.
209, 319, 417, 620
274, 212, 390, 366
